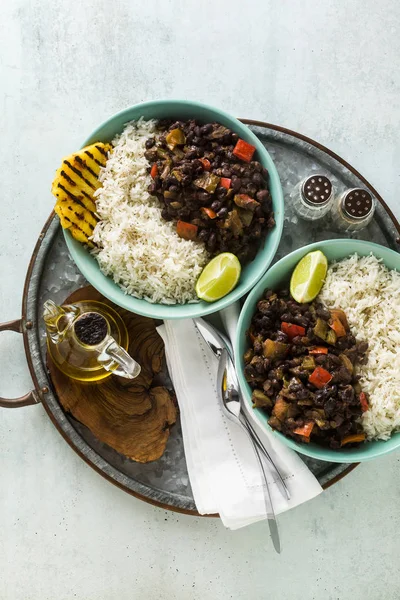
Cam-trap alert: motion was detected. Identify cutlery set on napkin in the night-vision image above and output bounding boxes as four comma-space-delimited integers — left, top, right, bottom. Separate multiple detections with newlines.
157, 303, 322, 551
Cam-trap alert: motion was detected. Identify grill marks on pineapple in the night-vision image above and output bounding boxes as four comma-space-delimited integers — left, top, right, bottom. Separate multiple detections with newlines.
56, 184, 86, 208
57, 211, 95, 246
74, 155, 98, 179
54, 203, 97, 247
56, 183, 97, 216
64, 160, 97, 191
81, 190, 97, 213
59, 170, 76, 187
65, 208, 95, 230
84, 150, 103, 167
95, 144, 108, 157
51, 142, 111, 246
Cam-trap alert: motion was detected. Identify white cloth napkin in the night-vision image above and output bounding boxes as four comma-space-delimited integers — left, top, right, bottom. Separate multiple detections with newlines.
157, 305, 322, 529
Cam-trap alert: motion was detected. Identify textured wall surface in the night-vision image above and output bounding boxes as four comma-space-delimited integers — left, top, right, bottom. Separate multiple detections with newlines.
0, 1, 399, 598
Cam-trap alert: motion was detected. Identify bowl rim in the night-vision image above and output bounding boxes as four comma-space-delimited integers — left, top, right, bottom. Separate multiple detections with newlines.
63, 99, 284, 319
234, 238, 400, 463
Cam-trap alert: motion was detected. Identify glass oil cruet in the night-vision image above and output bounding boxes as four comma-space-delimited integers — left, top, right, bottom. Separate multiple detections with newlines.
43, 299, 141, 382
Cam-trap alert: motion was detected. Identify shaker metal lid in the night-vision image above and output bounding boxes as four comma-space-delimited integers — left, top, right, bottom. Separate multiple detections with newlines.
301, 175, 332, 205
342, 188, 373, 220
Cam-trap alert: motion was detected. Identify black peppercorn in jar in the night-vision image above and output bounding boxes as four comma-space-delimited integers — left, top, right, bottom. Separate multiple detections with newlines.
74, 312, 109, 346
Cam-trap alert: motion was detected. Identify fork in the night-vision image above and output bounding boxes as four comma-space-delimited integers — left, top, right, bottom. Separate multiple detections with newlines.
194, 318, 290, 502
224, 347, 290, 501
216, 348, 282, 553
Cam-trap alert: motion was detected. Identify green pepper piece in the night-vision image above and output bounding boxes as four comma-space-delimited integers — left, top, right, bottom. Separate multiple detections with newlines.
173, 147, 185, 160
171, 169, 183, 182
252, 389, 273, 409
156, 147, 169, 159
237, 208, 253, 226
313, 318, 329, 341
339, 353, 353, 373
224, 209, 243, 236
194, 172, 221, 193
171, 169, 183, 181
233, 194, 260, 212
326, 329, 337, 345
262, 339, 288, 359
244, 348, 254, 364
209, 125, 229, 139
302, 355, 316, 370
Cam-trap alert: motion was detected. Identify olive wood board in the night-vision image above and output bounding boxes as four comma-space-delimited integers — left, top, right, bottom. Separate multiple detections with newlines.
46, 286, 177, 464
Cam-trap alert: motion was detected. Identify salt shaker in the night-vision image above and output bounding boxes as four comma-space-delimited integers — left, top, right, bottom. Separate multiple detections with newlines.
331, 188, 375, 232
291, 175, 334, 221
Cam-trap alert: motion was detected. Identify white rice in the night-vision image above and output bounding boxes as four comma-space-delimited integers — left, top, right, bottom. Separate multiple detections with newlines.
319, 253, 400, 440
91, 119, 209, 304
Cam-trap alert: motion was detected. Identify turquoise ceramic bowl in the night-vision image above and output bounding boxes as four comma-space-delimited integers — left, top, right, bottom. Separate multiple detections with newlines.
63, 100, 284, 319
235, 239, 400, 463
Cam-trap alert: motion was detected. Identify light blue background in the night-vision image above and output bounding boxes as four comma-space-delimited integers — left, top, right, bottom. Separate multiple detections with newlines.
0, 1, 399, 599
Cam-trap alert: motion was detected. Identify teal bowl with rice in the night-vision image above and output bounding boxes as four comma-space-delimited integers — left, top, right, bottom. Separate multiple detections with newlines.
235, 238, 400, 463
62, 100, 284, 319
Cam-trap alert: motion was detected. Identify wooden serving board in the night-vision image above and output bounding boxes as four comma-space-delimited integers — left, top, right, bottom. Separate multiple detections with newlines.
46, 286, 177, 463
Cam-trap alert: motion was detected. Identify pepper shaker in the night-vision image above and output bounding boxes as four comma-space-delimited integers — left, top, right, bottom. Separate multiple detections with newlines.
291, 175, 334, 221
331, 188, 375, 232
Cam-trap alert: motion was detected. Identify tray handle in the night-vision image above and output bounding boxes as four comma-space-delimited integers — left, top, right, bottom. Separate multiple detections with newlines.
0, 319, 40, 408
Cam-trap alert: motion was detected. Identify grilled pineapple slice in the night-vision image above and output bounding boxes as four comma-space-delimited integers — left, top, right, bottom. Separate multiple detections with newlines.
52, 143, 111, 247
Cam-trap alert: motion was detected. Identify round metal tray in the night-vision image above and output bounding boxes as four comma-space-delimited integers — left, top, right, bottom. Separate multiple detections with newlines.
1, 120, 399, 515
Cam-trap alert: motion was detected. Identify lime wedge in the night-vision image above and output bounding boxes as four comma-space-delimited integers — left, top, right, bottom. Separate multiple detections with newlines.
290, 250, 328, 303
196, 253, 241, 302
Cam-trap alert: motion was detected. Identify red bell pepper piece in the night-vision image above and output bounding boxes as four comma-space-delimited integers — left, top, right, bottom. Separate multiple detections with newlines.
199, 158, 211, 171
309, 346, 328, 355
330, 308, 349, 331
272, 395, 289, 421
281, 321, 306, 340
359, 392, 369, 412
293, 421, 314, 439
201, 207, 217, 219
220, 177, 231, 189
340, 433, 366, 446
176, 220, 198, 241
330, 316, 346, 338
150, 163, 158, 179
232, 139, 256, 162
309, 366, 333, 389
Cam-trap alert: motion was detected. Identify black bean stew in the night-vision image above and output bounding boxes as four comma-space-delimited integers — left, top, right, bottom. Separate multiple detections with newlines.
145, 120, 275, 265
244, 289, 370, 449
